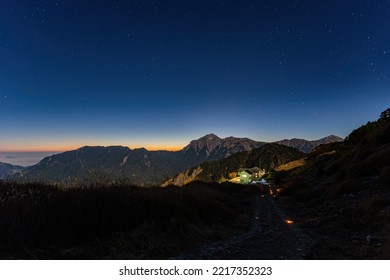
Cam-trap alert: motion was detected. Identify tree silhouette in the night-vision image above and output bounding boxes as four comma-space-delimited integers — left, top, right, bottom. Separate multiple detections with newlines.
379, 108, 390, 120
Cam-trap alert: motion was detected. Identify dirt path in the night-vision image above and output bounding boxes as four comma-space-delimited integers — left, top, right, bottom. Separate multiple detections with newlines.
173, 194, 314, 259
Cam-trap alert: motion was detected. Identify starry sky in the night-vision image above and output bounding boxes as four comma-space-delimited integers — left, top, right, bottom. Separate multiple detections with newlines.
1, 0, 389, 152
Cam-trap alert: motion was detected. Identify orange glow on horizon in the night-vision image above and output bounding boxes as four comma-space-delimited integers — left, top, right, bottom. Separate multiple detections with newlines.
0, 144, 184, 153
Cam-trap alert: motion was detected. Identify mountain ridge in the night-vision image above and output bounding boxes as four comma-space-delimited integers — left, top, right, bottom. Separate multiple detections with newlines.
9, 134, 342, 185
275, 135, 343, 153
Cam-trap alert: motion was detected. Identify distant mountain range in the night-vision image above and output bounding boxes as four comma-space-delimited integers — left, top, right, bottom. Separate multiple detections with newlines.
275, 135, 343, 153
6, 134, 342, 185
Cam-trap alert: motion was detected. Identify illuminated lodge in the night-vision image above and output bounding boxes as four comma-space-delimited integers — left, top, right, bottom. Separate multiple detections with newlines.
238, 167, 266, 184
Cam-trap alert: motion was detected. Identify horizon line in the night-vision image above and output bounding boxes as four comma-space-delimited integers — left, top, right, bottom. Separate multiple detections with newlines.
0, 145, 184, 153
0, 133, 344, 153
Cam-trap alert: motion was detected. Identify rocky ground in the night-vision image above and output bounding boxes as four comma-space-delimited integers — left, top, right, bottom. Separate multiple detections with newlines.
173, 193, 313, 259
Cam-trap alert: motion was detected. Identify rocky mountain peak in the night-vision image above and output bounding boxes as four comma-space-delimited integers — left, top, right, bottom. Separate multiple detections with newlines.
183, 134, 222, 154
182, 134, 265, 160
319, 135, 344, 142
199, 133, 222, 142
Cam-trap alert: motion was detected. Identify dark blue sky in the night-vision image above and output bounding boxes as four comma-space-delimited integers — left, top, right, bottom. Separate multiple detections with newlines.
1, 0, 389, 151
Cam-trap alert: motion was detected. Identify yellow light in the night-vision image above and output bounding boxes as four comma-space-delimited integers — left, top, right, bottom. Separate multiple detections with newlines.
285, 219, 294, 224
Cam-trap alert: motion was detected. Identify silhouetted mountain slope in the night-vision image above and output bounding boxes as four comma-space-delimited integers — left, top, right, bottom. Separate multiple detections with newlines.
274, 108, 390, 259
164, 143, 305, 186
12, 135, 267, 185
275, 135, 343, 153
0, 162, 24, 179
17, 146, 184, 186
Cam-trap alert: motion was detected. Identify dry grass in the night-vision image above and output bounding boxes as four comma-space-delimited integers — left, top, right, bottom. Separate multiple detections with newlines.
275, 158, 306, 172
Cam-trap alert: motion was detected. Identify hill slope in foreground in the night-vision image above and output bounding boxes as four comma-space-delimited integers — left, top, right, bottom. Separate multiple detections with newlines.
0, 181, 258, 259
274, 109, 390, 259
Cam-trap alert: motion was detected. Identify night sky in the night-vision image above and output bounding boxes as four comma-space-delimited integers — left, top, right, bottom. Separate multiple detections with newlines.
1, 0, 389, 152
